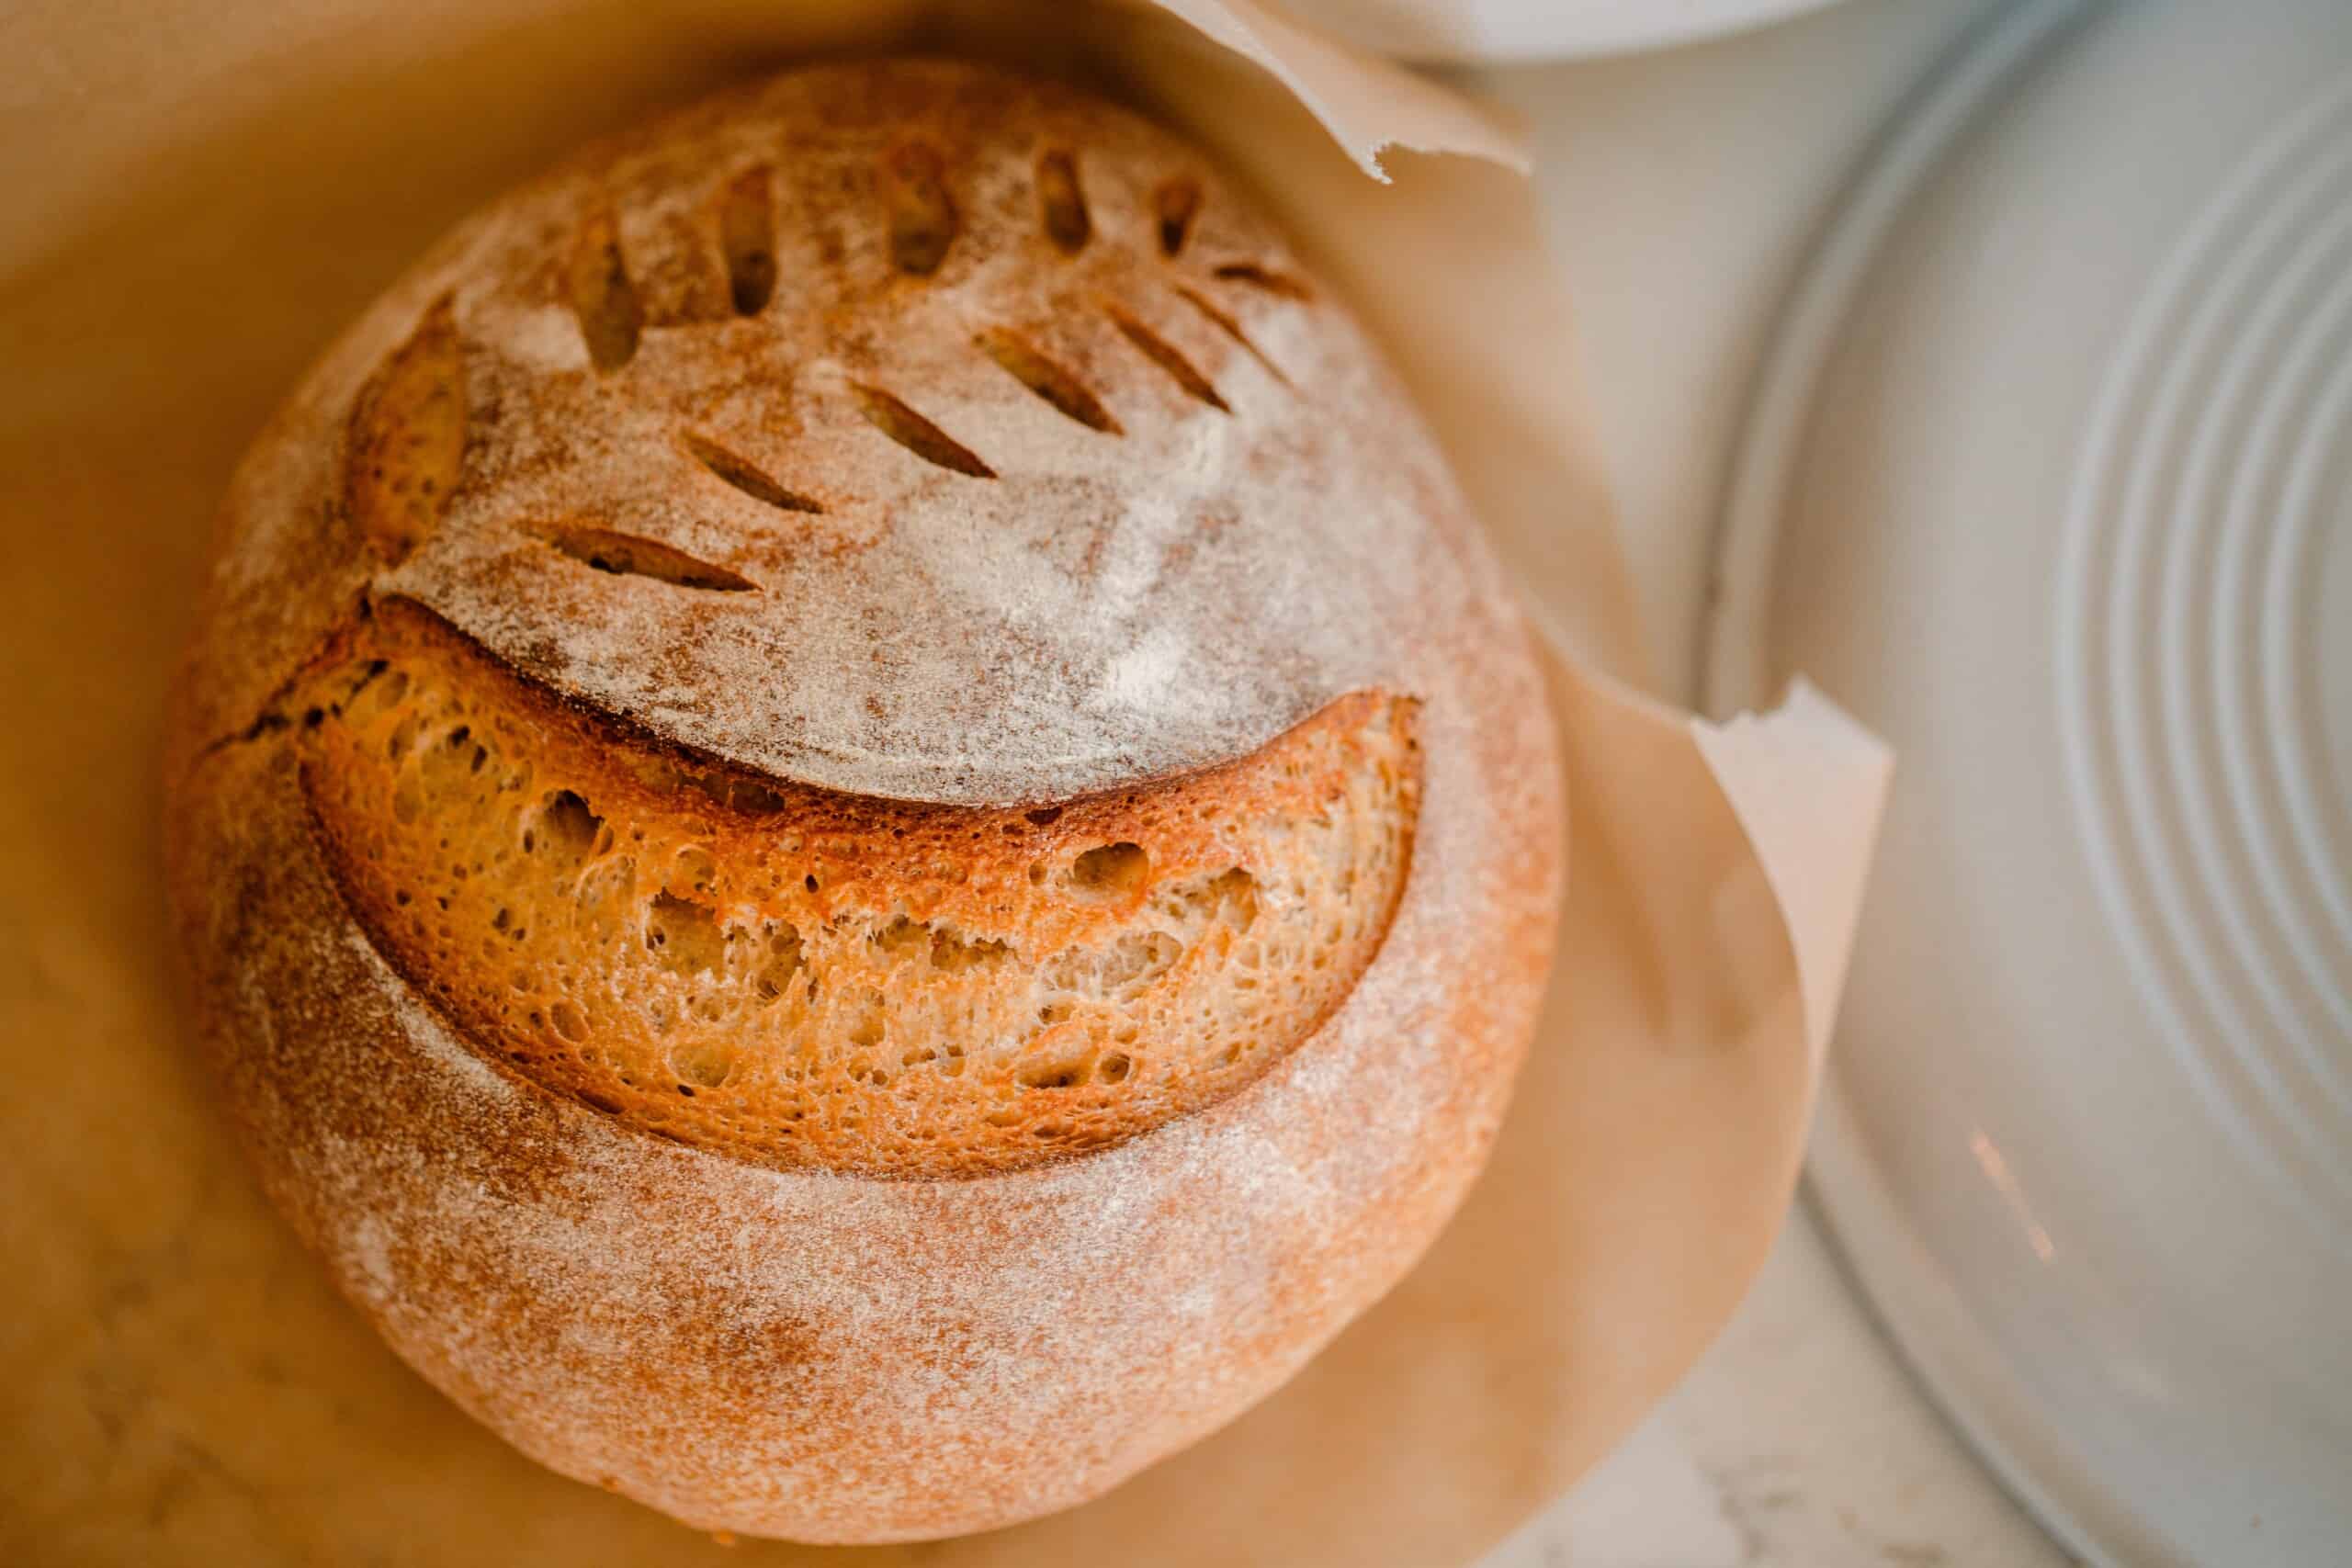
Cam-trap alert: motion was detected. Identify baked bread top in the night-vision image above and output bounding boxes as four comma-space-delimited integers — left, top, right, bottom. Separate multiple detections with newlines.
187, 58, 1445, 808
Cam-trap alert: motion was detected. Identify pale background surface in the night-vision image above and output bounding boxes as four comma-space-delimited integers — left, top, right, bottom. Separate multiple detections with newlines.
1475, 2, 2078, 1562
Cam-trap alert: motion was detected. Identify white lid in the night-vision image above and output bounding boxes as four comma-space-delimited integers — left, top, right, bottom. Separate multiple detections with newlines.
1268, 0, 1851, 64
1708, 0, 2352, 1562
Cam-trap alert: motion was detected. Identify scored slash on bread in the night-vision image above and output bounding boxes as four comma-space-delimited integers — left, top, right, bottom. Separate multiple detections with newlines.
353, 93, 1274, 559
165, 57, 1563, 1545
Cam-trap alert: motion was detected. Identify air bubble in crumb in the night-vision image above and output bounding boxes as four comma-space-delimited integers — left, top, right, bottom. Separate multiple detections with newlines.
671, 1039, 737, 1089
538, 791, 601, 860
1070, 842, 1148, 899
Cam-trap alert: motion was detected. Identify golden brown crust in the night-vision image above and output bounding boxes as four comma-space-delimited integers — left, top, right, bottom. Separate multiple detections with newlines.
165, 56, 1566, 1544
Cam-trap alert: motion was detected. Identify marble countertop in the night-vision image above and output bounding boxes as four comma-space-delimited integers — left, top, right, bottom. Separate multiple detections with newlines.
1464, 3, 2079, 1562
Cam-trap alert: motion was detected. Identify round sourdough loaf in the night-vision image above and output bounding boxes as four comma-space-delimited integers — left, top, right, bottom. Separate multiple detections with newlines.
164, 57, 1564, 1543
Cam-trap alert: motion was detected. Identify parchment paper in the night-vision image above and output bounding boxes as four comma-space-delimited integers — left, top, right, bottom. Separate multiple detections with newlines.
0, 2, 1891, 1562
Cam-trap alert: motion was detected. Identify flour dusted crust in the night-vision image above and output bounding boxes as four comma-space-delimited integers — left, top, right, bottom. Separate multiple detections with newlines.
165, 58, 1564, 1543
177, 59, 1450, 806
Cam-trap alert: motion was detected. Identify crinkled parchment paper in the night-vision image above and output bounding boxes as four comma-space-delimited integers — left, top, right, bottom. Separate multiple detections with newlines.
0, 1, 1889, 1562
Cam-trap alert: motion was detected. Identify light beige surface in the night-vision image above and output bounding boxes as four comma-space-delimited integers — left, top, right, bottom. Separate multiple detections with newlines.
0, 2, 1886, 1562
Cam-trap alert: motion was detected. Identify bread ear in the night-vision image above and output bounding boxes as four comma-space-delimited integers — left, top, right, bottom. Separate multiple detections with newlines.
281, 598, 1422, 1179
